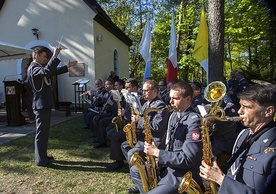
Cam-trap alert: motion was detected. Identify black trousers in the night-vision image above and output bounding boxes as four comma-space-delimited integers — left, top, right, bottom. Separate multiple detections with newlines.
108, 129, 126, 161
33, 108, 52, 165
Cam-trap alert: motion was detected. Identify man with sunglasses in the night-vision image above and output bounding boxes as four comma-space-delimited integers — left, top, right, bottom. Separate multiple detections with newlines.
126, 80, 170, 193
27, 46, 77, 167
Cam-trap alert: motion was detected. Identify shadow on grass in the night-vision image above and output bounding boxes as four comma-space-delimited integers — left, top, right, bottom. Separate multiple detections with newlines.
52, 159, 129, 173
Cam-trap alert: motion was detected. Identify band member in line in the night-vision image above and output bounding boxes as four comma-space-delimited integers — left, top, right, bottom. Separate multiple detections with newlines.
126, 80, 170, 193
200, 84, 276, 194
130, 81, 203, 194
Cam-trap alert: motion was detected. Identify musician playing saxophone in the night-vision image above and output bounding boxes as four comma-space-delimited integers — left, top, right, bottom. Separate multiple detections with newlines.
131, 81, 204, 194
105, 79, 130, 170
126, 80, 170, 160
127, 80, 171, 193
199, 84, 276, 194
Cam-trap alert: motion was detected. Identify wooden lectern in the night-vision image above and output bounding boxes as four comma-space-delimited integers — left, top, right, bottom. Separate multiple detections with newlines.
4, 81, 26, 126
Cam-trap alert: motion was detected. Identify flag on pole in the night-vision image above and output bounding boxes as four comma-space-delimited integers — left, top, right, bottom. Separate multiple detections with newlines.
166, 12, 178, 84
194, 6, 208, 73
139, 20, 152, 82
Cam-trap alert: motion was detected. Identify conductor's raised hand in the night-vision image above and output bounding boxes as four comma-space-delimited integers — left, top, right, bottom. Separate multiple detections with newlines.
53, 46, 62, 57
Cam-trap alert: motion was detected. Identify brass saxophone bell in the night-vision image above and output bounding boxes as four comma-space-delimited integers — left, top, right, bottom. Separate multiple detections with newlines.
178, 171, 203, 194
204, 81, 227, 102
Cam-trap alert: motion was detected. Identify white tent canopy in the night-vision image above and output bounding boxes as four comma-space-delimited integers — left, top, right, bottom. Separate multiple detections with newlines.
0, 41, 32, 61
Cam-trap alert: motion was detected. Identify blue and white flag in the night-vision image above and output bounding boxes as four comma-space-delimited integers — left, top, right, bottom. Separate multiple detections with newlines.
138, 20, 151, 82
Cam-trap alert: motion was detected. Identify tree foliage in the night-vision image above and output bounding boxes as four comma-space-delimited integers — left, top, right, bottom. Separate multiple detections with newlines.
97, 0, 276, 84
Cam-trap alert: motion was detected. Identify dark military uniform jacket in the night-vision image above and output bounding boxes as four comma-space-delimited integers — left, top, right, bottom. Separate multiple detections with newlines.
157, 106, 203, 190
237, 78, 249, 93
192, 95, 208, 114
158, 89, 170, 105
136, 96, 170, 146
227, 78, 238, 91
27, 58, 68, 110
126, 96, 170, 162
220, 121, 276, 194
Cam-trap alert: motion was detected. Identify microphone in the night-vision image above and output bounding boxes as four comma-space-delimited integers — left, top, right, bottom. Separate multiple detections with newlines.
3, 73, 22, 82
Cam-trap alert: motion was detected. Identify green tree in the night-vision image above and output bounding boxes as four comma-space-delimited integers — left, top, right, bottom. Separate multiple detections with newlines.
224, 0, 274, 82
97, 0, 276, 84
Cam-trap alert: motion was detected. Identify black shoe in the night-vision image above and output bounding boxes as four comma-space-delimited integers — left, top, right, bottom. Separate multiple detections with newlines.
106, 160, 124, 171
47, 156, 54, 161
128, 185, 139, 194
93, 143, 107, 149
92, 139, 99, 143
37, 162, 55, 168
81, 126, 89, 129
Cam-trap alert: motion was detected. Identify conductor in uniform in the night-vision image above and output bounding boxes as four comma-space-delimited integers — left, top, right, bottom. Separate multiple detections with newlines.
200, 84, 276, 194
27, 46, 77, 167
130, 81, 203, 194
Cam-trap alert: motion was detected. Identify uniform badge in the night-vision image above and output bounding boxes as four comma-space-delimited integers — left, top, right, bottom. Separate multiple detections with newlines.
156, 111, 162, 117
191, 131, 200, 141
264, 147, 276, 154
247, 155, 257, 161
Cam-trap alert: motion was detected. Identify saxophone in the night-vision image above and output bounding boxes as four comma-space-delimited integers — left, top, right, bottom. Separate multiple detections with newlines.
178, 81, 227, 194
111, 90, 124, 132
130, 107, 162, 193
123, 104, 137, 148
122, 92, 142, 148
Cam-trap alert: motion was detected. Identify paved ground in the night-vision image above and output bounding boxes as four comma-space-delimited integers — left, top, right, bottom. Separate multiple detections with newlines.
0, 110, 82, 145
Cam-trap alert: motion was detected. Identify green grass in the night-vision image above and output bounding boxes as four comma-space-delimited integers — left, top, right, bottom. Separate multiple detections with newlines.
0, 117, 132, 194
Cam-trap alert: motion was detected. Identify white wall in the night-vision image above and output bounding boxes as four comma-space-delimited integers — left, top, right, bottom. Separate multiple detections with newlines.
0, 0, 97, 102
94, 22, 130, 82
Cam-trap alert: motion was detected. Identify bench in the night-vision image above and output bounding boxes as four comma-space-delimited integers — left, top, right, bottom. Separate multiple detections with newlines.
56, 101, 72, 116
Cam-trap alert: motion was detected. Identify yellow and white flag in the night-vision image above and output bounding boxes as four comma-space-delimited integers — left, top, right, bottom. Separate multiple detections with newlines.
194, 6, 208, 72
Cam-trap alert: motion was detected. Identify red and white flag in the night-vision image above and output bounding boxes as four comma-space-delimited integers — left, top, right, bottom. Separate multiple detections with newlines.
166, 12, 178, 84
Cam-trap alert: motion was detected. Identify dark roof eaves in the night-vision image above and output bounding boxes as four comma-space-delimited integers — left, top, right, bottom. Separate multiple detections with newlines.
83, 0, 132, 46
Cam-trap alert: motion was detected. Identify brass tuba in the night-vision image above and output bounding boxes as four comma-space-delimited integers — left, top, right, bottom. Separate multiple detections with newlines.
130, 107, 164, 192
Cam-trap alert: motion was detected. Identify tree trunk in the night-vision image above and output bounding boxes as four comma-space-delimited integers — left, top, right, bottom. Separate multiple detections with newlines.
208, 0, 225, 83
226, 38, 233, 70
